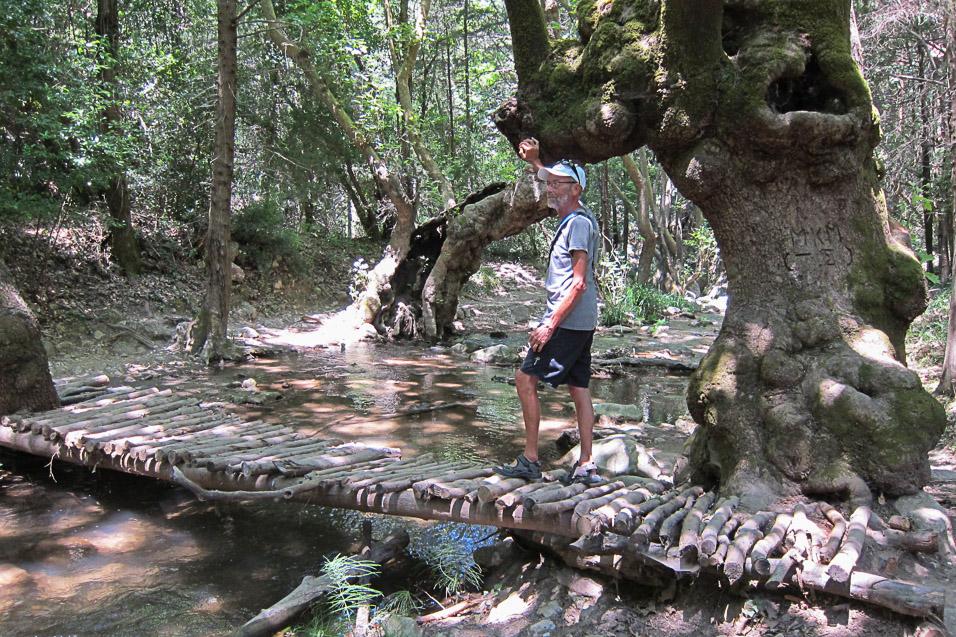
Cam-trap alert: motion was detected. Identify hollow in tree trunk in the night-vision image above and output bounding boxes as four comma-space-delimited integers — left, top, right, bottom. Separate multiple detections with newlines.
495, 0, 945, 508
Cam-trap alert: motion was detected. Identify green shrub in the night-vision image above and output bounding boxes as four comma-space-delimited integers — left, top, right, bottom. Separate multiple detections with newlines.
232, 200, 305, 272
600, 283, 690, 327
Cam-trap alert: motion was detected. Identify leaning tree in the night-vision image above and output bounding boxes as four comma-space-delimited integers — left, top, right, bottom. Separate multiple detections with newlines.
495, 0, 945, 508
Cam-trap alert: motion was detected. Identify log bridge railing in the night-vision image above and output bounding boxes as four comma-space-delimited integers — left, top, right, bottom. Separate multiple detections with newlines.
0, 376, 950, 625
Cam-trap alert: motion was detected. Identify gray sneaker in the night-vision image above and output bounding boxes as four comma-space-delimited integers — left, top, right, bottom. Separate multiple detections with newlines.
494, 454, 542, 480
565, 460, 602, 485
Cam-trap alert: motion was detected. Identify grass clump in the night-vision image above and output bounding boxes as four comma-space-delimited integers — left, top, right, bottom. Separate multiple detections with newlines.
600, 282, 690, 327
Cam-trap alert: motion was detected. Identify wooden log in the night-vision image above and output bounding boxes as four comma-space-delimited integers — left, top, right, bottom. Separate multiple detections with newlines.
232, 529, 410, 637
699, 512, 744, 570
478, 469, 567, 504
765, 547, 800, 589
410, 466, 494, 499
347, 461, 460, 490
55, 373, 110, 390
570, 485, 641, 534
61, 397, 197, 444
659, 492, 700, 547
280, 458, 399, 487
504, 481, 576, 510
127, 418, 248, 460
162, 436, 268, 465
750, 513, 793, 576
699, 496, 739, 555
568, 532, 631, 556
76, 403, 205, 446
631, 487, 703, 547
112, 415, 244, 455
756, 559, 945, 619
236, 441, 375, 475
819, 502, 847, 563
612, 489, 680, 536
427, 477, 488, 500
41, 391, 172, 437
575, 488, 657, 536
828, 506, 871, 583
262, 450, 398, 479
60, 389, 111, 405
416, 594, 489, 624
700, 512, 744, 568
532, 482, 628, 517
723, 511, 774, 585
676, 490, 716, 561
341, 455, 437, 485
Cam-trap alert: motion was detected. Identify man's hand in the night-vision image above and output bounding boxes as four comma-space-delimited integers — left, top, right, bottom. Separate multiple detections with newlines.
518, 138, 542, 169
529, 322, 555, 352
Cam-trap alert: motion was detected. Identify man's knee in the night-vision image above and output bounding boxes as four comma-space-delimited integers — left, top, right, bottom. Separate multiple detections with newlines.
516, 370, 538, 395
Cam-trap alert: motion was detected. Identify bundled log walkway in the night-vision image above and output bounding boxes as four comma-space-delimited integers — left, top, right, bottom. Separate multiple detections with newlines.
0, 376, 950, 624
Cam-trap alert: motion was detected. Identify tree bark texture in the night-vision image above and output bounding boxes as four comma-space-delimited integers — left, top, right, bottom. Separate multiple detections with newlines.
192, 0, 238, 361
95, 0, 141, 276
0, 262, 59, 415
938, 5, 956, 396
375, 174, 550, 339
495, 0, 945, 507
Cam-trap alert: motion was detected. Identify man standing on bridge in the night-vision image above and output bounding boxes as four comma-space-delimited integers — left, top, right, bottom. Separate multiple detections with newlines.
495, 138, 602, 485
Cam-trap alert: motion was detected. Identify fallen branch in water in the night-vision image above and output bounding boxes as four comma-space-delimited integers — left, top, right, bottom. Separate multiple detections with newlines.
417, 594, 490, 624
232, 527, 410, 637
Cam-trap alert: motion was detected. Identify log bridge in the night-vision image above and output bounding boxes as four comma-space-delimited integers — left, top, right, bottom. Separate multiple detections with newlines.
0, 376, 951, 625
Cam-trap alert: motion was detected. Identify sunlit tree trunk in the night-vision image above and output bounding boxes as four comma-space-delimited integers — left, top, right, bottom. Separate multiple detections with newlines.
937, 6, 956, 396
918, 44, 934, 273
383, 0, 456, 209
621, 154, 658, 285
190, 0, 237, 362
95, 0, 141, 276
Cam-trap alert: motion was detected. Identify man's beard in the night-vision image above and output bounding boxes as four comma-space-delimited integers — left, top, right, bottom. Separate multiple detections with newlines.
547, 191, 574, 211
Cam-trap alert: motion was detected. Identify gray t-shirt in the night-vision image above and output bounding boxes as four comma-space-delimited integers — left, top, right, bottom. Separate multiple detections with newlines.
542, 206, 599, 331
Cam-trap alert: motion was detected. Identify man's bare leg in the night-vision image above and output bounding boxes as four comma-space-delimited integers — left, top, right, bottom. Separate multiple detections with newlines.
515, 370, 541, 462
569, 385, 594, 463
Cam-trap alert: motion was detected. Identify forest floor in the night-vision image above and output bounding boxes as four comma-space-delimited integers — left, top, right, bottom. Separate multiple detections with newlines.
5, 228, 956, 637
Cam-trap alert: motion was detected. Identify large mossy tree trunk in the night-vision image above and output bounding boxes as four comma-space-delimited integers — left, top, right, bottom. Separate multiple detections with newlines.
374, 175, 550, 339
0, 262, 59, 415
495, 0, 945, 508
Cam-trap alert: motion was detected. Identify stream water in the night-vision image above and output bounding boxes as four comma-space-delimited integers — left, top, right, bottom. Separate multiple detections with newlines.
0, 324, 711, 636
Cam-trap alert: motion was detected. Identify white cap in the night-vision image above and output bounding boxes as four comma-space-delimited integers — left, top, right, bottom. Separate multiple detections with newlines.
537, 160, 587, 190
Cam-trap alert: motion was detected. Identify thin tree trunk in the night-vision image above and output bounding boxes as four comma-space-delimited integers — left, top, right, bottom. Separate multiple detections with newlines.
919, 44, 934, 272
261, 0, 414, 257
463, 0, 473, 183
190, 0, 237, 362
937, 9, 956, 396
621, 153, 658, 285
621, 167, 630, 260
383, 0, 456, 209
599, 161, 611, 252
96, 0, 141, 276
444, 20, 455, 156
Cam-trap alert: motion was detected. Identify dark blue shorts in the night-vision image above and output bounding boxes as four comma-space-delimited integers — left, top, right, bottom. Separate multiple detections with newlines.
520, 328, 594, 388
